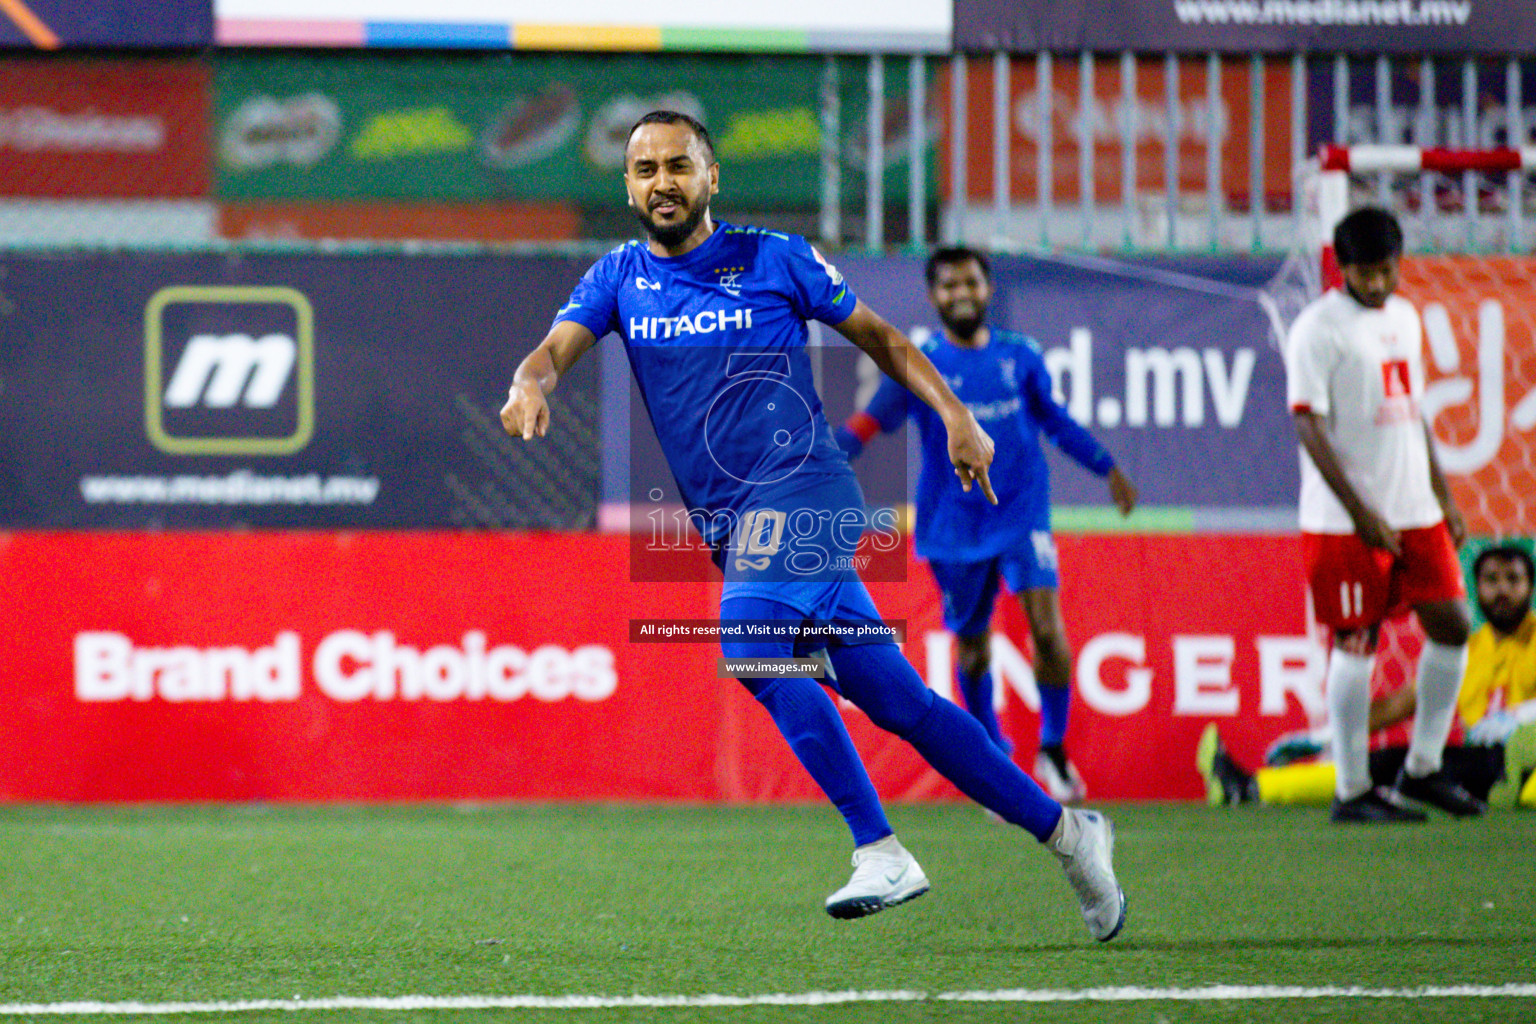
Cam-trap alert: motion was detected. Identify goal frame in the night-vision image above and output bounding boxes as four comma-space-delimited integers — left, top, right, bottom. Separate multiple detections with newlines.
1310, 144, 1536, 288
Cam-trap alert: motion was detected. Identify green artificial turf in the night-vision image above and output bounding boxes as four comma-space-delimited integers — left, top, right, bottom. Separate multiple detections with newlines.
0, 802, 1531, 1022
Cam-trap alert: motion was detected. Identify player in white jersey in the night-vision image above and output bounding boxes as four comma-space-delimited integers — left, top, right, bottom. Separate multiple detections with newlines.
1284, 206, 1485, 823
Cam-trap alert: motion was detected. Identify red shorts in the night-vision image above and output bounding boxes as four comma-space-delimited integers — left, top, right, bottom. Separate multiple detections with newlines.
1302, 523, 1465, 630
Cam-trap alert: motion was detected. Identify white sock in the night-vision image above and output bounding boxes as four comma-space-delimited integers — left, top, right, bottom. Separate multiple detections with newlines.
1405, 640, 1468, 777
1327, 650, 1375, 800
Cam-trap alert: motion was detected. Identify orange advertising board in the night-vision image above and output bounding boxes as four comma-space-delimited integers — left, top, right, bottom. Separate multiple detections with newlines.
938, 54, 1294, 209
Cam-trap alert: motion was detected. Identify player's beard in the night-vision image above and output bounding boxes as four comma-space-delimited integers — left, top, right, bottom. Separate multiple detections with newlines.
635, 197, 707, 249
939, 304, 987, 342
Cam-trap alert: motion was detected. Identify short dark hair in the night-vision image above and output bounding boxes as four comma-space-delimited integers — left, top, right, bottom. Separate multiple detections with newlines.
1333, 207, 1404, 267
1473, 543, 1535, 584
626, 110, 714, 163
925, 246, 991, 287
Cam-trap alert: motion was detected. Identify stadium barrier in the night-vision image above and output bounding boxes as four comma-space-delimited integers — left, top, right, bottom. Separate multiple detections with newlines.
2, 530, 1320, 803
3, 243, 1532, 801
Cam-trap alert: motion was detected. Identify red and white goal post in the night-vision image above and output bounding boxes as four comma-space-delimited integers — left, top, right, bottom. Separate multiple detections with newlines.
1289, 145, 1536, 733
1310, 144, 1536, 290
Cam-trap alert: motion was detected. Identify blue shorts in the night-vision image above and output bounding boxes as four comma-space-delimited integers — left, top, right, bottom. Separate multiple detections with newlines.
714, 471, 895, 646
928, 535, 1060, 637
719, 575, 896, 653
716, 472, 863, 609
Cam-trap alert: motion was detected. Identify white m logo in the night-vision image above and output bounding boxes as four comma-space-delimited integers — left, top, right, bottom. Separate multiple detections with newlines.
164, 334, 296, 409
144, 284, 314, 456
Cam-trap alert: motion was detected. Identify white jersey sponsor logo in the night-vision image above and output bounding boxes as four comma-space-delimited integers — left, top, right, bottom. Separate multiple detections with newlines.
629, 307, 753, 339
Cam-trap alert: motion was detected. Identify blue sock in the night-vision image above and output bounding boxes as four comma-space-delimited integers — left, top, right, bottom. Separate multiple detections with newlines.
751, 678, 892, 847
720, 596, 892, 848
1038, 683, 1071, 749
830, 643, 1063, 841
955, 667, 1012, 754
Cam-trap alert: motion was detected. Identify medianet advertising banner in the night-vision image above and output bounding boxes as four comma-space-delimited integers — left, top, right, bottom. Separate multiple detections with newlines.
0, 251, 599, 529
956, 0, 1528, 56
0, 531, 1321, 803
5, 249, 1524, 533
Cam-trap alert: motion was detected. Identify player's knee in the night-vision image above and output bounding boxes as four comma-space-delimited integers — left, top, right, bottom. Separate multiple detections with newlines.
862, 683, 936, 737
1424, 614, 1470, 648
1334, 628, 1377, 656
1032, 627, 1071, 666
835, 646, 937, 736
956, 635, 990, 677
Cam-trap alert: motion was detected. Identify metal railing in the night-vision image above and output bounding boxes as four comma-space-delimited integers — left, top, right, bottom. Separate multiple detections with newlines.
830, 52, 1536, 255
0, 50, 1531, 255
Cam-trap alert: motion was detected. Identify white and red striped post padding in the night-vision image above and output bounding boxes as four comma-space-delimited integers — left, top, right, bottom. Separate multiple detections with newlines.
1320, 145, 1536, 175
1313, 146, 1536, 289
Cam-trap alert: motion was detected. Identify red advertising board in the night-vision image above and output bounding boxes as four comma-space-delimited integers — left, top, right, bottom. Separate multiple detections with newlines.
0, 59, 209, 197
0, 531, 1317, 804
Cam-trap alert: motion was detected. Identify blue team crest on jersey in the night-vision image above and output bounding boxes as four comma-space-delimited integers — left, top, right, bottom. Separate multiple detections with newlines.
713, 265, 745, 297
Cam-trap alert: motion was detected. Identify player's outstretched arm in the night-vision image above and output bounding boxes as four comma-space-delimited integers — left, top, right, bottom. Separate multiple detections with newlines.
1293, 410, 1400, 555
835, 376, 909, 461
500, 320, 597, 440
1024, 366, 1136, 516
1422, 419, 1466, 547
833, 300, 997, 503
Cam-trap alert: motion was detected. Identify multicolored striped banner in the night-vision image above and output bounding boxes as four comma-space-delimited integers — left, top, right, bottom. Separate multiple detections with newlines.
214, 18, 947, 52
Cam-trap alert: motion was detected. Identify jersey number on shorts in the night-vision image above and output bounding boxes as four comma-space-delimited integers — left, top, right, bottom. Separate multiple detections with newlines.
1339, 580, 1365, 619
734, 508, 786, 571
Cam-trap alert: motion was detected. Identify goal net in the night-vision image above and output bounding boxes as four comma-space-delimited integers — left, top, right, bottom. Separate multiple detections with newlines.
1276, 145, 1536, 743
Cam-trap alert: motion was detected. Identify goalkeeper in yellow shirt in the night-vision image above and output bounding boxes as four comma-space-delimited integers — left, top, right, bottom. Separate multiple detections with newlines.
1199, 543, 1536, 812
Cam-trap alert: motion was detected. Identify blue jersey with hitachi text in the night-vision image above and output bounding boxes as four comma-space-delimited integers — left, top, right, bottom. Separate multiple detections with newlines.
553, 222, 859, 548
848, 328, 1114, 562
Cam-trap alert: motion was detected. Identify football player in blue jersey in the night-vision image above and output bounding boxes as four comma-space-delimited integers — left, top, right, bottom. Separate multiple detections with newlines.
500, 111, 1125, 941
837, 247, 1137, 804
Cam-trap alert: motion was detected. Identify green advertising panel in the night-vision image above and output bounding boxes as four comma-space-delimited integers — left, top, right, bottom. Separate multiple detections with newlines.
214, 52, 934, 206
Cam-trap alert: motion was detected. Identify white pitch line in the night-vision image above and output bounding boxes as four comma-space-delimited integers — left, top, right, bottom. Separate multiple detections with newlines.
2, 985, 1535, 1016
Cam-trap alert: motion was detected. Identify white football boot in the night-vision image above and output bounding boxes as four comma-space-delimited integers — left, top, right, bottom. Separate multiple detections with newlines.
1034, 747, 1088, 804
824, 835, 930, 919
1049, 808, 1127, 941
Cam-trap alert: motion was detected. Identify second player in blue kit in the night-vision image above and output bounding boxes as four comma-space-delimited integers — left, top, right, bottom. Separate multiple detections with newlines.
839, 248, 1137, 802
501, 112, 1126, 941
